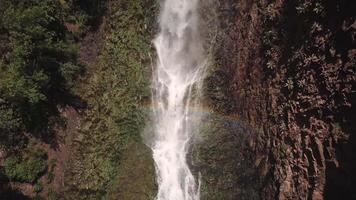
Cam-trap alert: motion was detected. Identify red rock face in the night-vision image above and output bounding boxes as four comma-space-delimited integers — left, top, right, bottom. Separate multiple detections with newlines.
206, 0, 355, 199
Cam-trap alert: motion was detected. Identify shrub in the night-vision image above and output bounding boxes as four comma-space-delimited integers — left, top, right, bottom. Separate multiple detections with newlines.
60, 62, 83, 90
0, 101, 24, 148
47, 187, 59, 200
46, 172, 55, 184
33, 182, 43, 193
4, 148, 47, 183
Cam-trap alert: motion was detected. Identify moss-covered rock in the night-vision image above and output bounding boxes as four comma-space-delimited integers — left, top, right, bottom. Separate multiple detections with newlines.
107, 138, 156, 200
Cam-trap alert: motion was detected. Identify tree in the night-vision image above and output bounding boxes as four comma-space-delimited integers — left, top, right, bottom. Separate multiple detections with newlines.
0, 0, 80, 104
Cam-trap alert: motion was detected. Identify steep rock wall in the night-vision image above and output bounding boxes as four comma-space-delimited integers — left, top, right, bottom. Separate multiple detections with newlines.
204, 0, 355, 199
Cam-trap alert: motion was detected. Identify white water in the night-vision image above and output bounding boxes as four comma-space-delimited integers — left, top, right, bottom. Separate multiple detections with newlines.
151, 0, 206, 200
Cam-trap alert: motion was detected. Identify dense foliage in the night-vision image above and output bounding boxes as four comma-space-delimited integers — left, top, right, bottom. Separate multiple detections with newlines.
0, 0, 84, 149
64, 0, 157, 199
0, 0, 105, 198
4, 148, 47, 183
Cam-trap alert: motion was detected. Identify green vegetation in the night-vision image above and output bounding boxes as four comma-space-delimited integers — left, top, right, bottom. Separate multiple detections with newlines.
0, 0, 107, 146
0, 0, 83, 148
4, 147, 47, 183
64, 0, 157, 199
0, 0, 105, 197
0, 0, 78, 103
45, 159, 56, 184
0, 101, 24, 148
193, 114, 261, 200
33, 182, 43, 194
47, 187, 59, 200
0, 0, 158, 197
107, 139, 156, 200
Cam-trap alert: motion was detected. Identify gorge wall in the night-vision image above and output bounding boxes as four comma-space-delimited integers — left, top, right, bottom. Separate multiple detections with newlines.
202, 0, 355, 199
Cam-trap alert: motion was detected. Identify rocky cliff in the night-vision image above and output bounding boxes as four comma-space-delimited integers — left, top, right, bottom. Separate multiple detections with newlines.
201, 0, 355, 199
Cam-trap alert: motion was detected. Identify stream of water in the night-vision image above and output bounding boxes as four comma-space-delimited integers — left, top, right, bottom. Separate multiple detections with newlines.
151, 0, 206, 199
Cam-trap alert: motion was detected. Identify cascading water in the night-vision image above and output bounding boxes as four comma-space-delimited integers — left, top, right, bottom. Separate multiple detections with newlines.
150, 0, 206, 200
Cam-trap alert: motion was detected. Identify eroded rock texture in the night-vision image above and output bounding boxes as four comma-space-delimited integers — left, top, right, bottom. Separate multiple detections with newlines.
203, 0, 355, 199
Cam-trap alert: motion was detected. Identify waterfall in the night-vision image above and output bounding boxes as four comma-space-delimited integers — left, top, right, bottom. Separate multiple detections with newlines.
150, 0, 206, 199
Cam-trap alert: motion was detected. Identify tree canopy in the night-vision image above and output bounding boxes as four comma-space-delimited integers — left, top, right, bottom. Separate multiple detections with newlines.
0, 0, 85, 148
